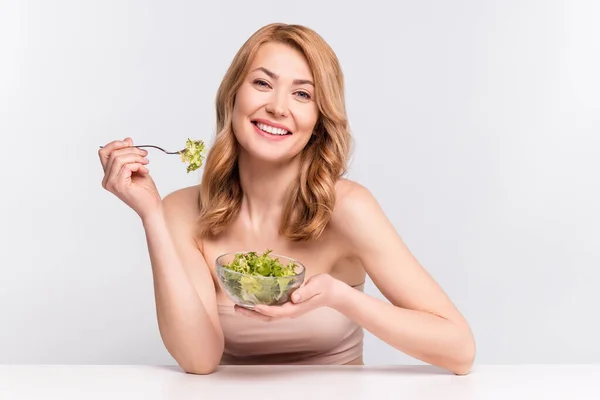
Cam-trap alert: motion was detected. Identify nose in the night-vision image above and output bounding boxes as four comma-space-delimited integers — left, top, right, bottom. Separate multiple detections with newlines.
265, 91, 289, 117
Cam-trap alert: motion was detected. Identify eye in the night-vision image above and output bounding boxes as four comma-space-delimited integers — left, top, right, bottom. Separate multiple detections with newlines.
295, 91, 312, 100
253, 79, 271, 88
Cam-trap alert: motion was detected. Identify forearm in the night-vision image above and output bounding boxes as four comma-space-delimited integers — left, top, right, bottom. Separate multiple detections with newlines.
142, 210, 223, 374
332, 283, 475, 375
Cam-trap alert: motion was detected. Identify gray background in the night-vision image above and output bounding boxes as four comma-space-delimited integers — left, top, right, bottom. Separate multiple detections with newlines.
1, 0, 598, 366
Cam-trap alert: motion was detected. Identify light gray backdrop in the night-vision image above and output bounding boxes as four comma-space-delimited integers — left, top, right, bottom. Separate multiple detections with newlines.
1, 0, 598, 366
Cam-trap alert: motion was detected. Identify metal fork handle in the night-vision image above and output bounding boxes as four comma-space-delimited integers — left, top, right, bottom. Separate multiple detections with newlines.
98, 145, 184, 154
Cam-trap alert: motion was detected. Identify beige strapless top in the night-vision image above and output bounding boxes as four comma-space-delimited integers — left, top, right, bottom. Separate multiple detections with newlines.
217, 283, 365, 365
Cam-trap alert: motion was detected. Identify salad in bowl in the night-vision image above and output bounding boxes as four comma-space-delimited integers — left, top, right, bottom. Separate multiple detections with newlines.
216, 250, 306, 308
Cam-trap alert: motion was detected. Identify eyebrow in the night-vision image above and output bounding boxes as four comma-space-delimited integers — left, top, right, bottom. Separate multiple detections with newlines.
252, 67, 314, 86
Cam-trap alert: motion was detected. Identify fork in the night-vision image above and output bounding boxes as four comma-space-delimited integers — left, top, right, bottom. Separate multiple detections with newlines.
98, 144, 186, 155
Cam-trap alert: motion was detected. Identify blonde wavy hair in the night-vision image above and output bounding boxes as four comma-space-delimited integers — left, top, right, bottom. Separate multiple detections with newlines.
196, 23, 353, 242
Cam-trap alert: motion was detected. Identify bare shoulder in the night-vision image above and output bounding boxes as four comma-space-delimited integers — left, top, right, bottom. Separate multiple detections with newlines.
161, 184, 202, 233
330, 178, 394, 253
162, 184, 202, 216
332, 178, 383, 227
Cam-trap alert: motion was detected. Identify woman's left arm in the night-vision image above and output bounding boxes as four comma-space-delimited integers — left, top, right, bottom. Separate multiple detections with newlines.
330, 182, 476, 375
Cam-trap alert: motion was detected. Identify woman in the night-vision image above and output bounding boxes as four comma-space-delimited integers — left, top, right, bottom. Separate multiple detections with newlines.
98, 23, 475, 375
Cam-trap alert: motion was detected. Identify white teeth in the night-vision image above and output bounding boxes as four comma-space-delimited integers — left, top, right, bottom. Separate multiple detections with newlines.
256, 122, 288, 135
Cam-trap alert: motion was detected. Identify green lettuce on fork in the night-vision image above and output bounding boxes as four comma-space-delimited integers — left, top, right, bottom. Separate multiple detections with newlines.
221, 250, 299, 304
180, 138, 206, 173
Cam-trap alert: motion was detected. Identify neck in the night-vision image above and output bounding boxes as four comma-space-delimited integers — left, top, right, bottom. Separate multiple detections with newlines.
237, 150, 301, 231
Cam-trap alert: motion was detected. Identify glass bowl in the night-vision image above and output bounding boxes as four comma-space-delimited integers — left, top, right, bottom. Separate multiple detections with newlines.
215, 252, 306, 308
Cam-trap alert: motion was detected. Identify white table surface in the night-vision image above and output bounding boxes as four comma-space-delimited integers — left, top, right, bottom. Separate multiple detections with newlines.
1, 364, 599, 399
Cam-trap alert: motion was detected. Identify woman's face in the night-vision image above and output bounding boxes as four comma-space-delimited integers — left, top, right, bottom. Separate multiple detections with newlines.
232, 42, 319, 164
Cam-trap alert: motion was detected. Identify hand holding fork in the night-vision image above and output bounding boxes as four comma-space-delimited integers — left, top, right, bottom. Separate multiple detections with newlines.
98, 138, 164, 221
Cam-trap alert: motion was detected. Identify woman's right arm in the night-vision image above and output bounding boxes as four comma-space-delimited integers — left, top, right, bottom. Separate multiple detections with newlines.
143, 191, 224, 375
99, 138, 224, 374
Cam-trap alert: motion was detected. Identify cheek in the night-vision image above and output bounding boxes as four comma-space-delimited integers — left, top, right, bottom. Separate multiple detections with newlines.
231, 102, 244, 139
232, 88, 255, 136
233, 90, 248, 117
235, 85, 265, 114
294, 106, 319, 136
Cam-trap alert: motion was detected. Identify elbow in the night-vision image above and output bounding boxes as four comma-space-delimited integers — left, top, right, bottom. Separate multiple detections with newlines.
451, 360, 474, 376
170, 334, 224, 375
450, 333, 476, 376
183, 365, 218, 375
177, 346, 223, 376
180, 359, 220, 375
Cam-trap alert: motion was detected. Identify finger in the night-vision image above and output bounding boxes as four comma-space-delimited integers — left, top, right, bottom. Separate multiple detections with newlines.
115, 162, 148, 189
106, 162, 147, 192
254, 302, 297, 318
104, 148, 148, 181
256, 301, 314, 319
234, 305, 273, 322
116, 161, 146, 180
103, 154, 149, 189
291, 282, 321, 304
98, 138, 132, 170
104, 146, 148, 176
131, 163, 150, 175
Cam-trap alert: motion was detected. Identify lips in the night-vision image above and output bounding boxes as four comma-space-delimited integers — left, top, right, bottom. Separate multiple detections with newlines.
251, 119, 293, 135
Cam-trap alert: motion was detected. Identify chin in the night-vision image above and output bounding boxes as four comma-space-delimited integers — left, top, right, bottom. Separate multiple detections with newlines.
240, 142, 299, 165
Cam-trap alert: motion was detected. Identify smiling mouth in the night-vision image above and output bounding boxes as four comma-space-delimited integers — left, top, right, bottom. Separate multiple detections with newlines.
251, 121, 292, 136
